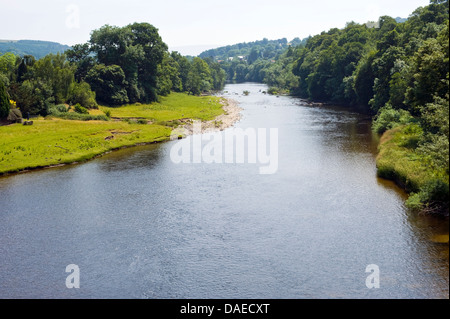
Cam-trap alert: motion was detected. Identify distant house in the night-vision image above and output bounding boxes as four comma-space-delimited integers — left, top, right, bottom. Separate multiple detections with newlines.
238, 56, 245, 61
228, 57, 234, 61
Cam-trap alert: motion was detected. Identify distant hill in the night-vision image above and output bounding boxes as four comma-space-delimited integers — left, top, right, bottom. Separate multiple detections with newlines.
0, 40, 71, 59
198, 37, 308, 61
395, 17, 408, 23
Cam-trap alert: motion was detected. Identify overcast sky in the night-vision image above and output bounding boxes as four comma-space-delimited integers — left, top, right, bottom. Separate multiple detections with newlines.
0, 0, 431, 55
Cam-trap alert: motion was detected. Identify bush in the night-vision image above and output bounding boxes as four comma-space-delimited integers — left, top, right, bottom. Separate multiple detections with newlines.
47, 112, 108, 121
104, 110, 111, 118
48, 104, 68, 114
406, 179, 449, 214
372, 105, 414, 134
74, 103, 89, 114
67, 81, 98, 109
267, 87, 279, 95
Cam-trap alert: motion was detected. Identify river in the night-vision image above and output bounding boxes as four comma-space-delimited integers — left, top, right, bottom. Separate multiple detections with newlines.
0, 83, 448, 299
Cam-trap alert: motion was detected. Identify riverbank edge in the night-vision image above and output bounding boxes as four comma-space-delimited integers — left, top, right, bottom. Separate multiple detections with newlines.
0, 96, 242, 177
376, 125, 449, 218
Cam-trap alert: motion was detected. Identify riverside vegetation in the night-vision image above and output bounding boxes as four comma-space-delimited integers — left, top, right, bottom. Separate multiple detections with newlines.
0, 23, 228, 174
199, 0, 449, 216
0, 93, 225, 175
1, 0, 449, 215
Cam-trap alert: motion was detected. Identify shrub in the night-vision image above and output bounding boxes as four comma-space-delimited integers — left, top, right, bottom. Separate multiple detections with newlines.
267, 87, 279, 95
406, 179, 449, 214
67, 81, 98, 109
104, 110, 111, 118
74, 103, 89, 114
372, 104, 414, 134
49, 104, 68, 114
47, 112, 108, 121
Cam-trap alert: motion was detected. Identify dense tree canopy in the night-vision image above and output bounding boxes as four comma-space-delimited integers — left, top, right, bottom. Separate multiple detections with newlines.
0, 22, 226, 117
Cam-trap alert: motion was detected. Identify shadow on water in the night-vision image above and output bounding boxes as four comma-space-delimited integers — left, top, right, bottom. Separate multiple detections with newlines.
94, 143, 164, 173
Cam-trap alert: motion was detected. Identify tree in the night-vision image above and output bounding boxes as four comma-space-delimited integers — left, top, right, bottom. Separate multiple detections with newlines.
248, 47, 259, 65
0, 80, 10, 119
86, 64, 129, 106
406, 35, 449, 112
208, 61, 226, 91
156, 52, 181, 96
171, 51, 191, 91
186, 58, 212, 95
67, 81, 98, 109
32, 53, 75, 104
89, 22, 168, 103
17, 55, 35, 82
65, 43, 96, 82
0, 53, 17, 85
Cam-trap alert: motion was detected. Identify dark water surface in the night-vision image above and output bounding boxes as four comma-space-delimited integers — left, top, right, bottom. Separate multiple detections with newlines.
0, 83, 448, 299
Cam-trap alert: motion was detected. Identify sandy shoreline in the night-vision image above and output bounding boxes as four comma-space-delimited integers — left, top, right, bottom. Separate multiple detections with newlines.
172, 97, 242, 138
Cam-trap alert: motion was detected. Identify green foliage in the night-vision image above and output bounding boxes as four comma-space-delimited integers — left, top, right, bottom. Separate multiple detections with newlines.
186, 57, 213, 95
48, 111, 108, 121
372, 105, 415, 134
170, 52, 191, 92
156, 52, 181, 96
74, 103, 89, 114
199, 38, 303, 62
406, 179, 449, 214
67, 81, 98, 109
377, 124, 449, 215
17, 79, 55, 116
31, 53, 75, 105
65, 43, 96, 82
0, 80, 11, 119
267, 87, 279, 95
7, 53, 76, 116
85, 64, 129, 106
418, 94, 449, 172
89, 22, 167, 104
48, 104, 68, 114
0, 52, 17, 84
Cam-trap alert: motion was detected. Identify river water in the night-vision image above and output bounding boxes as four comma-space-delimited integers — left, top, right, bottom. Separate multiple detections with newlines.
0, 83, 448, 299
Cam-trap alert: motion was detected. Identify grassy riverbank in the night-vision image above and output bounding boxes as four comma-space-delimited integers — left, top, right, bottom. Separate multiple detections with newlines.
0, 93, 225, 175
376, 124, 449, 216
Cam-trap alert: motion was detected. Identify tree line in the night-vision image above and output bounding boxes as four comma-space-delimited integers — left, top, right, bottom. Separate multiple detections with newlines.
245, 0, 448, 214
197, 0, 448, 214
199, 37, 309, 83
0, 23, 226, 119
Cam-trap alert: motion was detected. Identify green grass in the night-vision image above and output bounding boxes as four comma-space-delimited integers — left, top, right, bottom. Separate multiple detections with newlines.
0, 93, 225, 175
376, 124, 449, 214
100, 93, 225, 122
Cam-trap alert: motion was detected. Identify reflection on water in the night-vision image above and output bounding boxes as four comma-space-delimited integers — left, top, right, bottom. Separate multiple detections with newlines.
0, 83, 447, 299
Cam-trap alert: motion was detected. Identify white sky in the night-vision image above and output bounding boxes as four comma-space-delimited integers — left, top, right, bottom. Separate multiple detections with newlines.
0, 0, 431, 55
